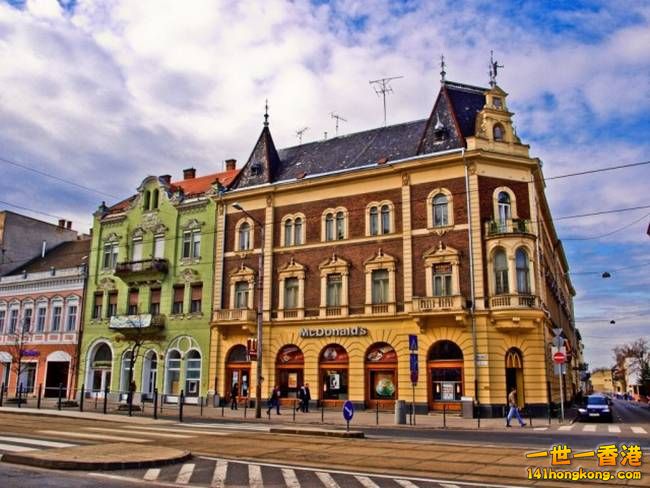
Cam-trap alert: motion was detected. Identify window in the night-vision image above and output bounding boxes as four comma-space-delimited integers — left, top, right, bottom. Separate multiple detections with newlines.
234, 281, 249, 308
128, 289, 139, 315
190, 283, 202, 313
336, 212, 345, 239
107, 292, 118, 318
153, 235, 165, 258
131, 238, 143, 261
516, 248, 530, 294
36, 307, 46, 332
367, 202, 392, 235
493, 123, 505, 141
0, 310, 5, 333
66, 305, 77, 331
165, 350, 181, 395
143, 191, 150, 210
433, 263, 453, 296
238, 222, 251, 250
497, 191, 511, 223
372, 269, 389, 304
103, 242, 119, 269
22, 308, 32, 333
494, 249, 509, 295
150, 288, 161, 315
326, 274, 342, 307
369, 207, 378, 236
433, 194, 448, 227
151, 189, 159, 209
381, 205, 390, 234
185, 350, 201, 397
325, 213, 334, 241
19, 363, 36, 394
51, 306, 62, 331
284, 278, 299, 309
282, 215, 305, 246
284, 219, 293, 247
321, 208, 346, 241
9, 309, 18, 334
92, 293, 103, 319
493, 97, 502, 109
182, 230, 201, 259
172, 285, 184, 314
294, 218, 303, 245
120, 351, 132, 394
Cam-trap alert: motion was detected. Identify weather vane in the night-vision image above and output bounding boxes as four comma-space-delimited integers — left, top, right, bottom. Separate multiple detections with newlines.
489, 50, 503, 87
440, 54, 446, 83
263, 99, 269, 127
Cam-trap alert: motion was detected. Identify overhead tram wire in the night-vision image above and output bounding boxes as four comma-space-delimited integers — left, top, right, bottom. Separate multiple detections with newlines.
563, 211, 650, 241
542, 160, 650, 182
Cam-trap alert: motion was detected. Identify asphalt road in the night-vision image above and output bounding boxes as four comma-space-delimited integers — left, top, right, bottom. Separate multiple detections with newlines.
610, 397, 650, 423
0, 463, 143, 488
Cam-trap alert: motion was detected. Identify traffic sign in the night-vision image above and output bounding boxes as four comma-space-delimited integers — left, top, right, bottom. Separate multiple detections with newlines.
342, 400, 354, 421
552, 335, 564, 347
408, 334, 418, 351
553, 328, 563, 336
553, 351, 566, 364
409, 353, 419, 384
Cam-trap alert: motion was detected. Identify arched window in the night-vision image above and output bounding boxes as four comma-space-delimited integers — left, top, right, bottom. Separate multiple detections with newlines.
284, 219, 293, 247
494, 249, 509, 294
294, 217, 303, 245
165, 350, 181, 395
429, 340, 463, 360
151, 189, 159, 209
120, 351, 133, 394
94, 344, 112, 365
369, 207, 378, 236
185, 350, 201, 397
238, 222, 251, 251
336, 211, 345, 239
381, 205, 390, 234
143, 191, 150, 210
493, 123, 505, 141
497, 191, 511, 223
516, 248, 530, 294
433, 194, 448, 227
325, 213, 334, 241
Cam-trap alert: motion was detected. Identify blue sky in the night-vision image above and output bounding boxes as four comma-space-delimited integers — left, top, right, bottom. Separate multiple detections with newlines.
0, 0, 648, 370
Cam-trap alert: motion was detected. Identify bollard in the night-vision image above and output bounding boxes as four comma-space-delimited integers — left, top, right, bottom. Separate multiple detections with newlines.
17, 383, 23, 408
80, 384, 85, 412
443, 403, 447, 429
37, 384, 42, 409
221, 401, 225, 417
57, 383, 63, 410
321, 401, 324, 423
0, 382, 4, 407
528, 406, 533, 428
376, 401, 379, 425
477, 403, 481, 429
153, 388, 158, 420
103, 387, 108, 414
127, 388, 133, 417
179, 390, 184, 423
293, 400, 296, 422
200, 396, 204, 416
244, 400, 247, 418
160, 394, 164, 415
548, 404, 551, 425
94, 394, 98, 410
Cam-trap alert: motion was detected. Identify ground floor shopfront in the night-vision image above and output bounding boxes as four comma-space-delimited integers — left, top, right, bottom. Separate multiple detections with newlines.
0, 344, 78, 399
209, 313, 560, 416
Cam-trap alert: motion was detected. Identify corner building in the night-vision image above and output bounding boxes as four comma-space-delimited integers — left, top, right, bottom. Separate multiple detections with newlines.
211, 80, 582, 416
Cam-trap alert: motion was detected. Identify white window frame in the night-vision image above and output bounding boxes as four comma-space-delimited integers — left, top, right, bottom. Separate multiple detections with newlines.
65, 299, 79, 332
321, 207, 348, 242
427, 188, 454, 229
363, 250, 396, 314
50, 301, 63, 332
277, 259, 305, 320
228, 265, 256, 310
365, 201, 394, 236
153, 234, 165, 259
234, 218, 255, 252
318, 255, 350, 317
280, 213, 306, 247
423, 244, 460, 298
492, 186, 517, 223
103, 241, 119, 269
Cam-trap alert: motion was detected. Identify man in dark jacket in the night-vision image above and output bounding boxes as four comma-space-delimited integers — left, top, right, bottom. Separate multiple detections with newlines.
230, 383, 239, 410
303, 383, 311, 412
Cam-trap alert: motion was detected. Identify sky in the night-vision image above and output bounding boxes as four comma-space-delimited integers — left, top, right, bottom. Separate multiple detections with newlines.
0, 0, 648, 371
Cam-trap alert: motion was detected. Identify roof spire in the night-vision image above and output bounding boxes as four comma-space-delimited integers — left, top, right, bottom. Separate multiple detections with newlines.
263, 99, 269, 127
440, 54, 446, 83
489, 50, 503, 88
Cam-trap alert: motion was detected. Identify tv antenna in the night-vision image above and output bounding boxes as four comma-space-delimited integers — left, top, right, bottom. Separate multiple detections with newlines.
295, 127, 309, 144
369, 75, 403, 126
330, 112, 347, 136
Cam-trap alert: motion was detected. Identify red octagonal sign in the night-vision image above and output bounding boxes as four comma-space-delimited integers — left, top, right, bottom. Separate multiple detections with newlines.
553, 351, 566, 364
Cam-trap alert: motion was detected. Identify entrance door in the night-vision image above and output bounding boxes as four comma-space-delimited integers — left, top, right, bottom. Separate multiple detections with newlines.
505, 348, 524, 405
276, 345, 304, 402
427, 340, 464, 411
141, 351, 158, 399
365, 343, 397, 409
92, 369, 111, 397
278, 369, 303, 399
45, 361, 69, 398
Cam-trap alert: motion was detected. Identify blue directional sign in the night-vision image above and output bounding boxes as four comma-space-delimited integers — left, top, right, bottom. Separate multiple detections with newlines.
342, 400, 354, 421
408, 334, 418, 352
410, 352, 419, 384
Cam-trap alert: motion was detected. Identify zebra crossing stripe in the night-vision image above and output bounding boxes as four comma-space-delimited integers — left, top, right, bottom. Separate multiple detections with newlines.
282, 468, 301, 488
439, 484, 461, 488
0, 436, 76, 448
558, 425, 573, 431
211, 459, 228, 488
394, 480, 420, 488
631, 426, 647, 434
583, 425, 597, 432
143, 468, 160, 481
608, 425, 621, 433
175, 463, 195, 484
316, 471, 341, 488
37, 430, 149, 443
356, 476, 381, 488
0, 442, 37, 452
85, 427, 192, 439
248, 464, 263, 488
127, 426, 228, 436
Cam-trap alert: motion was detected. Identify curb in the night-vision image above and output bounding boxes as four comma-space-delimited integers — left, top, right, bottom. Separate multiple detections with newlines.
1, 450, 192, 471
270, 427, 364, 438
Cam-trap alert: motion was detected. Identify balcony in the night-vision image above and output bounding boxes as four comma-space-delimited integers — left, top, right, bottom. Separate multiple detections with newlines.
109, 313, 164, 330
114, 258, 168, 283
411, 295, 466, 315
485, 219, 534, 237
213, 308, 257, 323
489, 294, 544, 332
490, 294, 539, 310
364, 302, 396, 316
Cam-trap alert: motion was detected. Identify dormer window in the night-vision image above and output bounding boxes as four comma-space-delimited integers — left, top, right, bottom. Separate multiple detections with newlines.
493, 123, 505, 142
250, 163, 262, 176
493, 97, 502, 109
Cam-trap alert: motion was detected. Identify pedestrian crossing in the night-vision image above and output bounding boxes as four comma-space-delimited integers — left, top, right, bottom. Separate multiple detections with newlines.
92, 457, 474, 488
0, 435, 79, 454
545, 423, 648, 434
182, 422, 270, 432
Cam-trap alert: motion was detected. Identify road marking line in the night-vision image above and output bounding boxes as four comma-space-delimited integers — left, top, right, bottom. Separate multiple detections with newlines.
125, 426, 229, 436
175, 463, 195, 484
37, 430, 149, 443
182, 422, 269, 431
395, 480, 420, 488
631, 426, 647, 434
440, 484, 461, 488
248, 464, 263, 488
533, 427, 547, 431
356, 476, 381, 488
0, 436, 76, 448
211, 459, 228, 488
316, 472, 341, 488
608, 425, 621, 433
558, 425, 573, 431
282, 468, 301, 488
583, 425, 597, 432
84, 427, 192, 439
143, 468, 160, 481
0, 442, 37, 452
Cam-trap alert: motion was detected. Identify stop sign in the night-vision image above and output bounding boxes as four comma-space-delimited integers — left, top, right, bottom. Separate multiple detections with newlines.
553, 351, 566, 364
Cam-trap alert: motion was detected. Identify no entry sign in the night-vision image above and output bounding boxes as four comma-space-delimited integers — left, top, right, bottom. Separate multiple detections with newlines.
553, 351, 566, 364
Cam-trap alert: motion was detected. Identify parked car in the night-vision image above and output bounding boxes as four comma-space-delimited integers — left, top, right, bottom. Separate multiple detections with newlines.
577, 394, 614, 422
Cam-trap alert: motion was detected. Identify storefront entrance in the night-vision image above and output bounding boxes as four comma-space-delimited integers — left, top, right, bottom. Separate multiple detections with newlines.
505, 348, 524, 405
88, 343, 112, 398
319, 344, 348, 406
365, 342, 397, 409
428, 340, 464, 411
226, 345, 251, 401
45, 361, 69, 398
276, 345, 304, 401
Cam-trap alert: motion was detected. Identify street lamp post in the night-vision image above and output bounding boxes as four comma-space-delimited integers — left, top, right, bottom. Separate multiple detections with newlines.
233, 202, 265, 418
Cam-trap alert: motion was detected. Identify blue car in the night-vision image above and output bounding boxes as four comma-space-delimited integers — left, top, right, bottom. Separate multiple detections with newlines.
578, 394, 613, 422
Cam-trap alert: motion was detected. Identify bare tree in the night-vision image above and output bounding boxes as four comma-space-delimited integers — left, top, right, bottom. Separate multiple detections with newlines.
6, 311, 33, 398
613, 338, 650, 395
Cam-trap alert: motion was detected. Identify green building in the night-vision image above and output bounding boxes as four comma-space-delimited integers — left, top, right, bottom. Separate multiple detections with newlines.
79, 165, 238, 403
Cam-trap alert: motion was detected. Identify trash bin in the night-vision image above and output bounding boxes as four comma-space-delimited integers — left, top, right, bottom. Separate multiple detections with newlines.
461, 396, 474, 418
394, 400, 407, 424
212, 394, 220, 407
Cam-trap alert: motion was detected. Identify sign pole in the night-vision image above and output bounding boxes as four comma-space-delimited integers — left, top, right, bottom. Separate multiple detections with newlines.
559, 365, 565, 423
412, 383, 416, 425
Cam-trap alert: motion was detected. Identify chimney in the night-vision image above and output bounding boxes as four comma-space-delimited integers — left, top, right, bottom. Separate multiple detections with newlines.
58, 219, 65, 228
225, 159, 237, 171
66, 221, 72, 230
183, 167, 196, 180
160, 174, 171, 185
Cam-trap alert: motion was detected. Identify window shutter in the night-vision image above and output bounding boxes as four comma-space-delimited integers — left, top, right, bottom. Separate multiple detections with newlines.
191, 284, 203, 300
174, 286, 184, 302
150, 288, 161, 304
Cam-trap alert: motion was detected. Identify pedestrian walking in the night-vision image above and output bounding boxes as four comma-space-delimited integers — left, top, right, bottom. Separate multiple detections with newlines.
506, 387, 526, 427
303, 383, 311, 413
267, 385, 281, 415
230, 382, 239, 410
296, 385, 305, 412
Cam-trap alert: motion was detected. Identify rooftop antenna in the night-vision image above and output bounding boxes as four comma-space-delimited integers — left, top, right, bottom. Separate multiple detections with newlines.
440, 54, 447, 83
330, 112, 347, 136
489, 50, 503, 88
296, 127, 309, 144
369, 75, 403, 126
